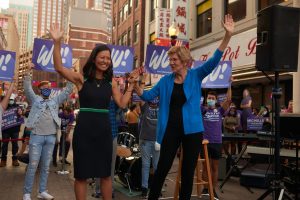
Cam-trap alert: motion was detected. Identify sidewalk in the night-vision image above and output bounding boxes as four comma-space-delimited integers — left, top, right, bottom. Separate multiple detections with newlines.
0, 146, 272, 200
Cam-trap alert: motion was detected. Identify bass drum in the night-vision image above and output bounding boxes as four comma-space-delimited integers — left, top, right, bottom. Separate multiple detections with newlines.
117, 156, 142, 190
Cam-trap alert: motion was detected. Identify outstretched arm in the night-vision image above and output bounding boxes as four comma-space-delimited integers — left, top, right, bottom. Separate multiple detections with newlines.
0, 79, 15, 111
49, 23, 83, 89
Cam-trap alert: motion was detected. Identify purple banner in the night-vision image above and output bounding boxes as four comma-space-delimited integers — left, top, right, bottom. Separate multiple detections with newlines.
107, 44, 134, 75
145, 44, 171, 75
193, 61, 232, 88
1, 108, 24, 130
32, 38, 73, 72
0, 50, 16, 81
247, 116, 265, 131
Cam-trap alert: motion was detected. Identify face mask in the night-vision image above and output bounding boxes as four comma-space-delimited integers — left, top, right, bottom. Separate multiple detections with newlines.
207, 99, 216, 107
40, 88, 51, 98
9, 100, 14, 105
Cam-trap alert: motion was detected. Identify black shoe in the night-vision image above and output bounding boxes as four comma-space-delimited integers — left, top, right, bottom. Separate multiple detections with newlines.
141, 187, 148, 198
202, 188, 209, 195
92, 192, 101, 198
60, 159, 71, 165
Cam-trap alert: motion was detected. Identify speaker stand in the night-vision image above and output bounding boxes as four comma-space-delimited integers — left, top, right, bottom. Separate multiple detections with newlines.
257, 72, 293, 200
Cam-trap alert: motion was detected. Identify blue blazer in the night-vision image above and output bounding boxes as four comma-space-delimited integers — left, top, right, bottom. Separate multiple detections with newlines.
140, 49, 223, 144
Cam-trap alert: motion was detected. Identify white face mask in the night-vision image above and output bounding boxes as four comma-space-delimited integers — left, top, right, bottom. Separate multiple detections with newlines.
9, 100, 14, 105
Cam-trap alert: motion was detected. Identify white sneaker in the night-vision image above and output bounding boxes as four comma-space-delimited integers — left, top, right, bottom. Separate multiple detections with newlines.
23, 194, 31, 200
37, 191, 54, 199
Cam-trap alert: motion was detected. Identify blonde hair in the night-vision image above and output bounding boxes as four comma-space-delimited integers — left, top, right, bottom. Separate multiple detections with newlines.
167, 46, 192, 66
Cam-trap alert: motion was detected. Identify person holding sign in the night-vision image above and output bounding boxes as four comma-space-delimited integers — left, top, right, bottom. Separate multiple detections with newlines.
0, 93, 23, 167
201, 88, 231, 198
134, 14, 234, 200
0, 79, 15, 158
240, 89, 252, 132
22, 69, 73, 200
49, 24, 139, 200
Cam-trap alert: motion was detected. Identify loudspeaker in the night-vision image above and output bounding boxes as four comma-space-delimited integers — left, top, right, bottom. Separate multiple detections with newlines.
256, 5, 300, 72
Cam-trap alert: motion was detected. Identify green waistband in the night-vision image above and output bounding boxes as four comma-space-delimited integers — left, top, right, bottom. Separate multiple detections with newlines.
79, 108, 109, 113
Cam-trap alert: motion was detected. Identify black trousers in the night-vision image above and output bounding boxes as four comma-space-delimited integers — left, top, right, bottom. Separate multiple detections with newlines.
1, 131, 19, 161
148, 125, 203, 200
52, 132, 70, 162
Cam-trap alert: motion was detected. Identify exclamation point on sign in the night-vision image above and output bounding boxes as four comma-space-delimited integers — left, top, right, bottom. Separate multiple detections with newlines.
61, 47, 69, 64
218, 63, 228, 80
121, 50, 130, 66
0, 54, 12, 72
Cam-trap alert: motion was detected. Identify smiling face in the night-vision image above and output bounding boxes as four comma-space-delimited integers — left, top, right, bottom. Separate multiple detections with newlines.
169, 53, 186, 74
94, 50, 111, 72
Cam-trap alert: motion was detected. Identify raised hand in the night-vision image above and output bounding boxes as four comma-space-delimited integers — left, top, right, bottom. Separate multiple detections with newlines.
48, 23, 64, 42
223, 14, 234, 36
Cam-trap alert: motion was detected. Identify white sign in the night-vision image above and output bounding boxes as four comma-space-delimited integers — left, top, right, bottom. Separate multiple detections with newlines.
156, 8, 172, 39
172, 0, 189, 40
191, 28, 257, 69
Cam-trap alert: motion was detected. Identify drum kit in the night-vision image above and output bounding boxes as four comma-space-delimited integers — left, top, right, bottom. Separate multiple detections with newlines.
115, 132, 142, 193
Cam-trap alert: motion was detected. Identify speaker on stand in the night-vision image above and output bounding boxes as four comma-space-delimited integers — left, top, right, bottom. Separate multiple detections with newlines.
255, 5, 300, 200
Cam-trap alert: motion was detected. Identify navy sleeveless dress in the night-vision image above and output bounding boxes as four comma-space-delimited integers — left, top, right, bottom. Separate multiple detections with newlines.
73, 78, 112, 179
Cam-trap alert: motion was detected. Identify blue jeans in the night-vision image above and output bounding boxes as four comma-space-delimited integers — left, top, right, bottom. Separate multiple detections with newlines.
140, 139, 160, 189
23, 134, 56, 194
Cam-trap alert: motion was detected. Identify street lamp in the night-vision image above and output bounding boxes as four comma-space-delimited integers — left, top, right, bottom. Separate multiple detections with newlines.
168, 21, 179, 46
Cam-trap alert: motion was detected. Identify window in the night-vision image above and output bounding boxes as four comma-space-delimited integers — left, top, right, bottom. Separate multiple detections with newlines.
135, 0, 138, 9
118, 37, 122, 45
258, 0, 286, 11
162, 0, 168, 8
134, 22, 139, 43
225, 0, 246, 22
196, 0, 212, 38
118, 10, 122, 23
128, 28, 131, 45
150, 0, 156, 21
121, 32, 127, 46
149, 32, 155, 44
123, 3, 128, 20
128, 0, 132, 14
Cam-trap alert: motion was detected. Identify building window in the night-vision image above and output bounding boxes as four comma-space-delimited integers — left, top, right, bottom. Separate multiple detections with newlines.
118, 37, 121, 45
128, 28, 131, 45
225, 0, 246, 22
149, 32, 155, 44
121, 32, 127, 46
150, 0, 156, 21
196, 0, 212, 38
135, 0, 138, 9
162, 0, 168, 8
128, 0, 132, 14
134, 22, 139, 43
258, 0, 285, 11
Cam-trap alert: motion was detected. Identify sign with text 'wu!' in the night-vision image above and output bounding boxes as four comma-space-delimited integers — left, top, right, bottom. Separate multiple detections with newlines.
0, 50, 16, 81
107, 44, 134, 75
145, 44, 171, 75
193, 60, 232, 88
32, 38, 73, 72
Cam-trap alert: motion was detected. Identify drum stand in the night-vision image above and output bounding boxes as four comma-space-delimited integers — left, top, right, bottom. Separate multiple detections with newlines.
56, 131, 70, 175
124, 173, 133, 194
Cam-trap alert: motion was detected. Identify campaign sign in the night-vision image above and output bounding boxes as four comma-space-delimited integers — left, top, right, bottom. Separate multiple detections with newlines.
1, 108, 24, 131
107, 44, 134, 75
32, 38, 73, 72
0, 50, 16, 81
193, 61, 232, 88
247, 116, 265, 131
132, 92, 142, 102
217, 93, 227, 104
145, 44, 171, 75
49, 88, 62, 99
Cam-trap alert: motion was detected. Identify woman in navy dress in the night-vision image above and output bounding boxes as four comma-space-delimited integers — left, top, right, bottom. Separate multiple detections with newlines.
50, 25, 138, 200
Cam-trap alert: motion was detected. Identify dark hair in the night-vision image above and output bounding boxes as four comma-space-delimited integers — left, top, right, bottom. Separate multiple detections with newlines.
207, 91, 217, 98
129, 104, 137, 111
64, 106, 72, 113
82, 45, 113, 82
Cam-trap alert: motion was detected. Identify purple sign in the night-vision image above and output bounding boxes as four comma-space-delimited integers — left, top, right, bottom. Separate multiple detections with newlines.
132, 92, 142, 102
247, 116, 265, 131
0, 50, 16, 81
1, 108, 24, 131
107, 44, 134, 75
217, 93, 227, 104
193, 61, 232, 88
32, 38, 73, 72
145, 44, 171, 75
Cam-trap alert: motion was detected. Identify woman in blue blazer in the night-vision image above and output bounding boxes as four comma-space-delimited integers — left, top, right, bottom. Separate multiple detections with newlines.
134, 14, 235, 200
